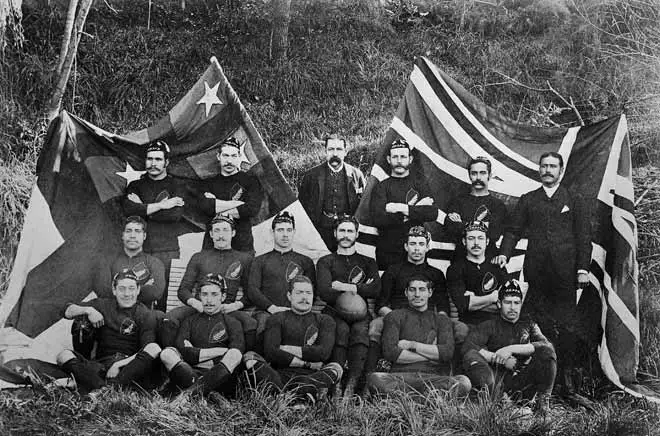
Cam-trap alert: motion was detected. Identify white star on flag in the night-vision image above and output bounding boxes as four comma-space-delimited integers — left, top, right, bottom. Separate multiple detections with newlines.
116, 162, 145, 185
196, 81, 223, 117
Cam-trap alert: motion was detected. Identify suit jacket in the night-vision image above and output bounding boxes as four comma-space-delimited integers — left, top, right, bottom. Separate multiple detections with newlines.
298, 162, 366, 226
500, 185, 592, 280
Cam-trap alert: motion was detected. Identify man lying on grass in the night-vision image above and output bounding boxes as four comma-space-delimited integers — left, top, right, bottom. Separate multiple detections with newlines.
242, 275, 343, 402
366, 275, 471, 397
462, 279, 557, 414
159, 274, 244, 396
56, 270, 161, 394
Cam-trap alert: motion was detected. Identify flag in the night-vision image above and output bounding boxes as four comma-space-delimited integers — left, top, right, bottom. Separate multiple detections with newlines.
355, 57, 651, 400
0, 57, 327, 359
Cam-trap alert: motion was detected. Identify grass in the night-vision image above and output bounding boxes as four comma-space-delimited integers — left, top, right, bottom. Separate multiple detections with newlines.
1, 0, 660, 434
1, 383, 659, 436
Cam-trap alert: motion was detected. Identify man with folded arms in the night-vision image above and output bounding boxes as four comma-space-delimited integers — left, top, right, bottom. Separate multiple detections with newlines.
366, 275, 471, 397
243, 276, 343, 401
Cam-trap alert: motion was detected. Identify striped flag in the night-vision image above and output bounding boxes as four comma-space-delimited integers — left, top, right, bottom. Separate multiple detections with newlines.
355, 57, 651, 400
0, 57, 327, 362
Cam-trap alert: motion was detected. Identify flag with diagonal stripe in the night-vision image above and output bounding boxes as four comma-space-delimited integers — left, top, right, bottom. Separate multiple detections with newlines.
355, 57, 652, 400
0, 57, 327, 364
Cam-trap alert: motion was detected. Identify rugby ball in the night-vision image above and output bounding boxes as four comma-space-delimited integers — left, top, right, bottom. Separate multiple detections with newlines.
335, 293, 368, 322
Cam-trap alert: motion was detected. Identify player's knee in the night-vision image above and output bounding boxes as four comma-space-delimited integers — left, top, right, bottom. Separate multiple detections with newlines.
160, 347, 182, 370
223, 348, 243, 371
535, 344, 557, 361
56, 349, 77, 366
452, 320, 470, 343
453, 374, 472, 396
142, 342, 162, 358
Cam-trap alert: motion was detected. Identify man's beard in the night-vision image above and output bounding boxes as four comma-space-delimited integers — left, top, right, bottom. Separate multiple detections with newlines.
329, 156, 342, 166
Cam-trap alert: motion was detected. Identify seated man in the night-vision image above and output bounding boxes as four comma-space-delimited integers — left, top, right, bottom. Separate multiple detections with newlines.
366, 275, 471, 397
317, 215, 381, 397
160, 274, 244, 396
446, 221, 508, 326
365, 226, 450, 373
462, 280, 556, 413
56, 270, 162, 394
94, 216, 166, 309
242, 276, 343, 401
247, 211, 315, 350
164, 214, 256, 349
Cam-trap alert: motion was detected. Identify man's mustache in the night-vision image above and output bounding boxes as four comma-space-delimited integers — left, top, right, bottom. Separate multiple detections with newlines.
329, 156, 342, 165
472, 181, 486, 187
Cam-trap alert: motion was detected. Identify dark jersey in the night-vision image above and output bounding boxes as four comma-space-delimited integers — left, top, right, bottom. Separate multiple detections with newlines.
122, 174, 191, 253
74, 298, 157, 359
264, 311, 335, 368
247, 250, 316, 310
382, 307, 454, 374
316, 252, 381, 305
199, 172, 263, 252
445, 193, 508, 259
178, 248, 253, 305
175, 311, 245, 365
462, 316, 551, 357
94, 251, 166, 306
446, 257, 508, 325
376, 261, 449, 315
370, 176, 439, 267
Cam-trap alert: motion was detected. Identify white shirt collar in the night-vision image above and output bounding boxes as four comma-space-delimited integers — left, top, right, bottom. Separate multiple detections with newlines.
327, 162, 344, 173
542, 184, 560, 198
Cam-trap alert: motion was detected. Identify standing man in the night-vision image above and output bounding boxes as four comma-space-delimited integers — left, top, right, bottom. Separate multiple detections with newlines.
247, 211, 316, 350
462, 280, 556, 414
299, 135, 366, 251
495, 152, 591, 392
160, 274, 244, 396
370, 139, 445, 270
366, 275, 471, 397
242, 276, 343, 402
94, 216, 166, 309
56, 270, 162, 394
445, 157, 508, 260
446, 221, 508, 326
198, 137, 263, 253
171, 214, 256, 350
316, 215, 381, 397
122, 140, 190, 311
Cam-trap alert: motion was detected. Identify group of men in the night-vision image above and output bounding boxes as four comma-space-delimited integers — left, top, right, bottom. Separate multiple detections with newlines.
55, 134, 592, 413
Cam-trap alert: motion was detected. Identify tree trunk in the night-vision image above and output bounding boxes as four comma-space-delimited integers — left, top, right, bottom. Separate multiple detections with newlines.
270, 0, 291, 64
45, 0, 93, 121
56, 0, 78, 75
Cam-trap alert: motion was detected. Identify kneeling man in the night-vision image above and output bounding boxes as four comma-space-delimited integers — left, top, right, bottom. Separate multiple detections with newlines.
462, 280, 556, 413
160, 274, 244, 395
243, 276, 343, 400
56, 270, 161, 394
366, 275, 471, 397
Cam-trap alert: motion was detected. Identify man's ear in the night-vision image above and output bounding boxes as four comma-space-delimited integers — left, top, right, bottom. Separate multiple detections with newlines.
496, 300, 502, 309
462, 237, 467, 247
386, 155, 391, 166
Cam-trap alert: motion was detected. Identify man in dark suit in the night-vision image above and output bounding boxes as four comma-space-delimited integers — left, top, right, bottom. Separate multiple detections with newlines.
299, 135, 366, 251
496, 151, 591, 392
